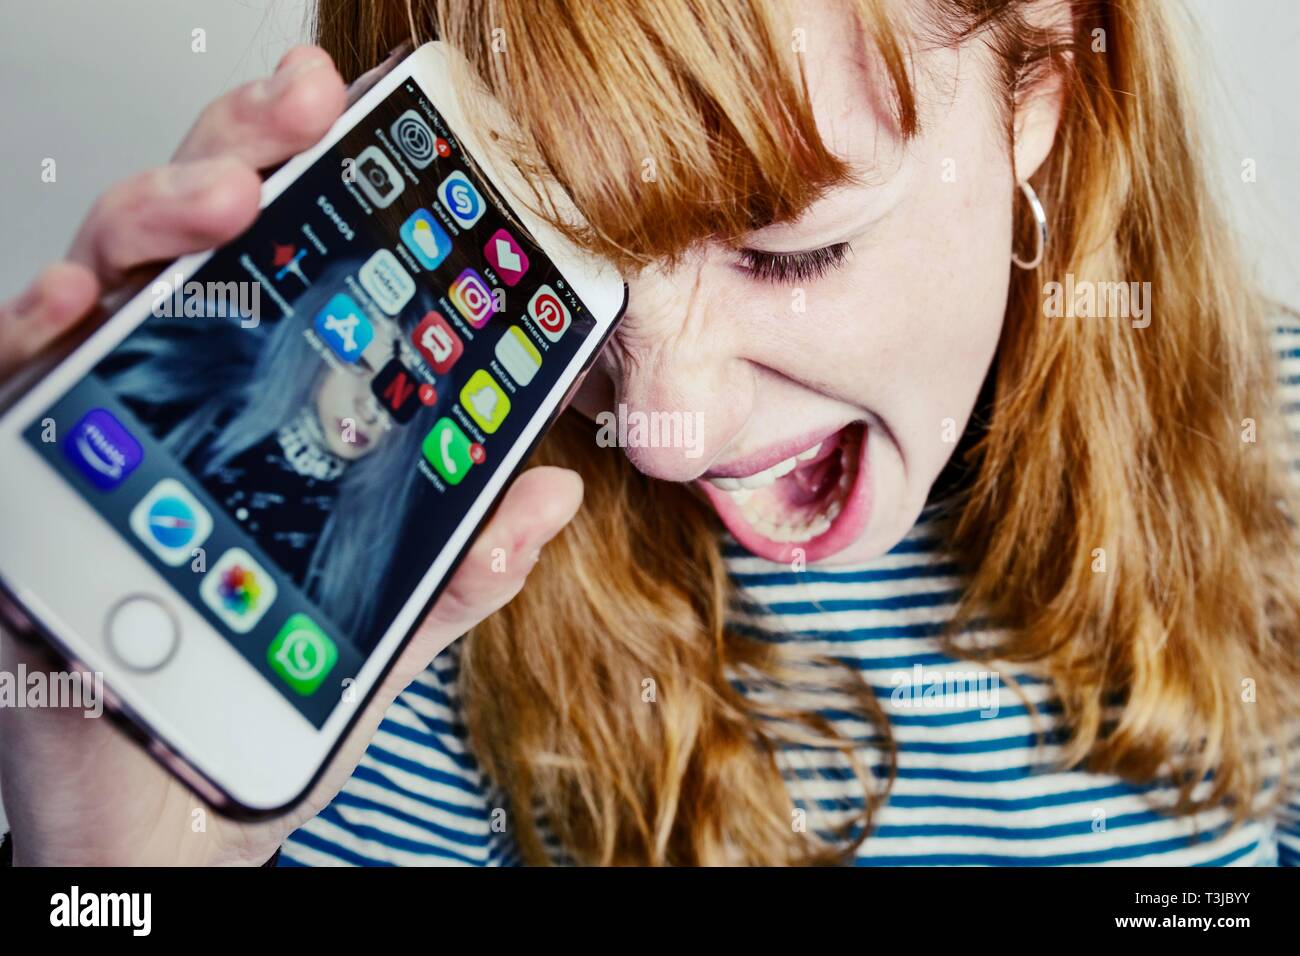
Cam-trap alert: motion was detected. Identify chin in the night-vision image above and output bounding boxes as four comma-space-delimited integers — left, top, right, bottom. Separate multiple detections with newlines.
327, 440, 367, 461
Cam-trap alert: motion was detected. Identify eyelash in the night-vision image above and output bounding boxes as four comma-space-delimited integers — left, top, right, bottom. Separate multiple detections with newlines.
736, 242, 851, 284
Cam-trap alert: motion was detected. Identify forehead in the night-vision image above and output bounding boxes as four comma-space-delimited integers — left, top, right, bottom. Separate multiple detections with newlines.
799, 0, 978, 169
749, 0, 996, 241
799, 0, 906, 165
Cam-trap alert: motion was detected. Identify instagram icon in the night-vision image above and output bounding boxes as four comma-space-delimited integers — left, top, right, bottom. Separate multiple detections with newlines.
449, 268, 495, 328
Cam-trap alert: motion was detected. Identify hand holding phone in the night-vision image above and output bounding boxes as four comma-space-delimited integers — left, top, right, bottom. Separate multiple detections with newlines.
0, 45, 597, 864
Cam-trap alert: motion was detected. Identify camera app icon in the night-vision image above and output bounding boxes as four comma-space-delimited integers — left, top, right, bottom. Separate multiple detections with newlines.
351, 145, 405, 209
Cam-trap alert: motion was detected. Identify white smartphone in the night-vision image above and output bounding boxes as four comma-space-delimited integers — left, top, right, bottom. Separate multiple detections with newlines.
0, 42, 625, 815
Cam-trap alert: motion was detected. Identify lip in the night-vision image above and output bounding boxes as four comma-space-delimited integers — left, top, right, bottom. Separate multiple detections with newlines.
702, 423, 853, 480
696, 423, 872, 564
339, 417, 371, 448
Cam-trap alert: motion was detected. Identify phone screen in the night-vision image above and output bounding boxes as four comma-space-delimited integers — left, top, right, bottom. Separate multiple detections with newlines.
22, 77, 599, 728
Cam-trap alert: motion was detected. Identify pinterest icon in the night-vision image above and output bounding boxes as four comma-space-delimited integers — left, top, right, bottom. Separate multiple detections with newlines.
528, 285, 571, 343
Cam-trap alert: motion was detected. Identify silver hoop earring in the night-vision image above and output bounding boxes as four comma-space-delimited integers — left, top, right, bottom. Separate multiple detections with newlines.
1011, 179, 1048, 271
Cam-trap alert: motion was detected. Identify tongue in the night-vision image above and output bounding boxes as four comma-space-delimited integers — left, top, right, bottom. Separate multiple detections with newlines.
766, 439, 845, 510
792, 453, 842, 496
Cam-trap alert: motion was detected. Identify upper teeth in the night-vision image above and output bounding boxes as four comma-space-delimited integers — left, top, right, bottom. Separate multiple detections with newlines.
707, 441, 822, 491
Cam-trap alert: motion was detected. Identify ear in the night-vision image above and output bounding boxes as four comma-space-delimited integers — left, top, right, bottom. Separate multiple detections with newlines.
1011, 65, 1065, 181
1010, 0, 1072, 180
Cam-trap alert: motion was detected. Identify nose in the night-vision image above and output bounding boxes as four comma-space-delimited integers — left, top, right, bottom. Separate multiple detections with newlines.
600, 263, 752, 482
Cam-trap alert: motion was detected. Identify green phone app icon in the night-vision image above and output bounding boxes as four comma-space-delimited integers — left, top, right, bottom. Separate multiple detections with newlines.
267, 613, 338, 695
423, 416, 474, 485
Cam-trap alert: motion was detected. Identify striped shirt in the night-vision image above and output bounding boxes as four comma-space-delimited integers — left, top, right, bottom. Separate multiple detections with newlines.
282, 327, 1300, 867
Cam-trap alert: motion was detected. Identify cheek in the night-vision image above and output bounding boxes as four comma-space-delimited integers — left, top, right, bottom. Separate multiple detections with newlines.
880, 181, 1012, 411
748, 182, 1011, 429
741, 171, 1012, 550
316, 373, 355, 419
315, 378, 338, 414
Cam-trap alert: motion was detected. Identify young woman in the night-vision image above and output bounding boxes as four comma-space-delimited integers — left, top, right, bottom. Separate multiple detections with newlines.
2, 0, 1299, 866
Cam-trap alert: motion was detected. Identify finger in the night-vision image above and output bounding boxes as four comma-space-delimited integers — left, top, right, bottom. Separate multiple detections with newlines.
67, 156, 262, 286
0, 262, 100, 379
414, 466, 584, 642
172, 45, 346, 169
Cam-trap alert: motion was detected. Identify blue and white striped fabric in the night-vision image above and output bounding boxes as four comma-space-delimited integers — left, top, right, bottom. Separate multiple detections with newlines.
281, 326, 1300, 867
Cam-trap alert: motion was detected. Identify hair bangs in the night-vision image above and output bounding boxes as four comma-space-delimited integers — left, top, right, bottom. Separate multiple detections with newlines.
431, 0, 917, 270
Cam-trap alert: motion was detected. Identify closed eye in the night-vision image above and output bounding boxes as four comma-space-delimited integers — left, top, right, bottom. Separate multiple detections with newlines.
736, 242, 851, 284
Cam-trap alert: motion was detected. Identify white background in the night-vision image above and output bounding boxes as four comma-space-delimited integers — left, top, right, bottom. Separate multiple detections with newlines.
1, 0, 1297, 838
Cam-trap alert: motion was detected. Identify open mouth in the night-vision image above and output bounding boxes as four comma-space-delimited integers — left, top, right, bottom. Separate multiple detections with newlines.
696, 421, 870, 563
338, 417, 371, 448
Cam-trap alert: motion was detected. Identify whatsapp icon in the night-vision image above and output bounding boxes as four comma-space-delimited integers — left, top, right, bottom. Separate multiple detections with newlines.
267, 613, 338, 696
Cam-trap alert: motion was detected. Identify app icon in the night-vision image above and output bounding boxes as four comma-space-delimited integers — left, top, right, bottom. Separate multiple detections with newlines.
528, 285, 572, 342
483, 228, 530, 286
411, 310, 463, 373
271, 242, 310, 287
423, 417, 477, 485
129, 478, 213, 567
437, 170, 485, 228
313, 292, 373, 362
370, 358, 425, 424
495, 326, 542, 386
352, 145, 405, 208
199, 547, 278, 634
461, 369, 511, 434
390, 109, 437, 169
63, 408, 142, 491
399, 209, 452, 270
448, 268, 494, 328
359, 248, 415, 316
268, 613, 338, 695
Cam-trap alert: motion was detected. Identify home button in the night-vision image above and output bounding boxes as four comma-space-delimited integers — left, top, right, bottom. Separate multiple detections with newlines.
106, 595, 179, 672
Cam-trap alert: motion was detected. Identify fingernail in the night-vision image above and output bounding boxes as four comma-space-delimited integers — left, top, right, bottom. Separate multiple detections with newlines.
264, 57, 326, 101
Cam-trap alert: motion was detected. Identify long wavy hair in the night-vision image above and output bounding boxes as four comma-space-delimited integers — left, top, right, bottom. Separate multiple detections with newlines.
314, 0, 1300, 864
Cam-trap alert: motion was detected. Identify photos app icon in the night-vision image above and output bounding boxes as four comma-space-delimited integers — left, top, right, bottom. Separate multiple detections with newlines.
200, 548, 278, 634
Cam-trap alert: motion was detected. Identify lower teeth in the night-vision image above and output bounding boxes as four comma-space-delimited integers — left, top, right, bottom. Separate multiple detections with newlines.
731, 444, 856, 543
